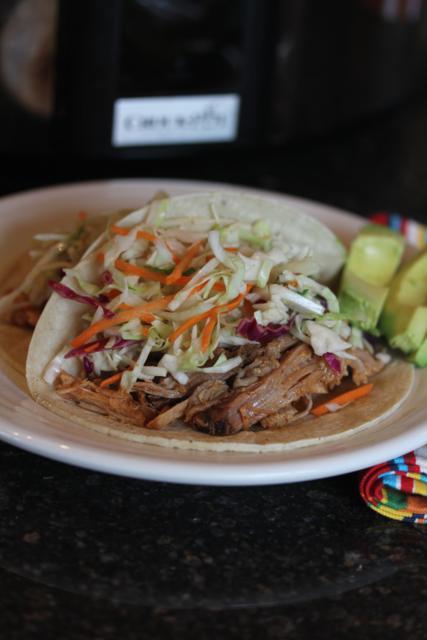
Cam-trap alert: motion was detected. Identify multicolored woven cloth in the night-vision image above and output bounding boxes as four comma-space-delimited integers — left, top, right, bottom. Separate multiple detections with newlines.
371, 211, 427, 249
358, 211, 427, 523
360, 449, 427, 523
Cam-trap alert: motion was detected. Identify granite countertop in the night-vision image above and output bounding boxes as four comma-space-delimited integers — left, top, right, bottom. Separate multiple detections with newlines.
2, 93, 427, 639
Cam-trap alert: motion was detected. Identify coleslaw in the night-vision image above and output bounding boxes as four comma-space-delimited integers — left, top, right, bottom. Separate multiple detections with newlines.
44, 198, 370, 390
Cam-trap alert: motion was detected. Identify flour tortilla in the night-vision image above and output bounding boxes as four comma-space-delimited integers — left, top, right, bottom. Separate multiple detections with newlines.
0, 209, 113, 385
25, 191, 415, 453
0, 252, 35, 390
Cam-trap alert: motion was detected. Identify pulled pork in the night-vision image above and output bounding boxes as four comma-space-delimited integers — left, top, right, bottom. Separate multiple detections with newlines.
190, 344, 384, 435
9, 292, 41, 329
55, 337, 385, 435
11, 306, 41, 328
190, 344, 323, 435
56, 372, 154, 426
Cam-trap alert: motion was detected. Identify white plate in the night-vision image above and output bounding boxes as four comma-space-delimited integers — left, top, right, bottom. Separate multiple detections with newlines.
0, 179, 426, 486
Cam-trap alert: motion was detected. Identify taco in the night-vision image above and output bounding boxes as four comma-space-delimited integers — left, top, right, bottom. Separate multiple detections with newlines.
0, 211, 104, 383
0, 191, 168, 381
26, 192, 414, 453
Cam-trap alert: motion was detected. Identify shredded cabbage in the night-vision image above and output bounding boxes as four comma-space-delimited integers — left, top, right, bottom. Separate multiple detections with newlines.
43, 347, 81, 383
121, 337, 154, 390
194, 354, 242, 374
158, 354, 189, 385
305, 321, 352, 356
42, 204, 360, 390
257, 259, 274, 288
103, 226, 139, 266
269, 285, 324, 316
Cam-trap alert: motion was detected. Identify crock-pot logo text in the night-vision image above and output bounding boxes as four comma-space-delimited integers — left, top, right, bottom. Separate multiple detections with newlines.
124, 103, 227, 133
112, 95, 240, 146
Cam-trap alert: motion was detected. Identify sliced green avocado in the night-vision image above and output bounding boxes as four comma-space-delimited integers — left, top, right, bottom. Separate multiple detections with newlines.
339, 224, 404, 331
339, 270, 389, 331
385, 249, 427, 306
382, 305, 427, 353
411, 336, 427, 366
379, 250, 427, 353
346, 224, 405, 287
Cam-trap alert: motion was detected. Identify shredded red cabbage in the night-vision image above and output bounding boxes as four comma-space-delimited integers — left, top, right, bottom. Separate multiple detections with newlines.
323, 352, 341, 373
110, 337, 142, 350
83, 355, 94, 376
237, 318, 290, 344
49, 280, 114, 318
101, 270, 113, 284
64, 336, 141, 359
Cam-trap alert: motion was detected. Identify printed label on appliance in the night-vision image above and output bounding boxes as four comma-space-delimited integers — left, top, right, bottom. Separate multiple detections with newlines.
112, 94, 240, 146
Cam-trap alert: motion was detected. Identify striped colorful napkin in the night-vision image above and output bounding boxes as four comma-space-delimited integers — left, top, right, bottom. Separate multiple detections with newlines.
359, 450, 427, 523
359, 211, 427, 522
370, 211, 427, 249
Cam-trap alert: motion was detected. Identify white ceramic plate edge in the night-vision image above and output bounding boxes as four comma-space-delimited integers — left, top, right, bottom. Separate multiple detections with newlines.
0, 178, 425, 485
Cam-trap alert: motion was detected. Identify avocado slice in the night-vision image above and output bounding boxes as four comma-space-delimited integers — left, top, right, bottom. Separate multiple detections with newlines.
339, 224, 404, 331
346, 224, 405, 287
385, 249, 427, 306
382, 305, 427, 353
411, 336, 427, 367
339, 270, 389, 331
380, 250, 427, 354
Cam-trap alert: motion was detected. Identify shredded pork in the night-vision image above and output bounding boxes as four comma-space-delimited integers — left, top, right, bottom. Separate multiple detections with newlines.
55, 372, 153, 426
55, 336, 386, 436
11, 305, 41, 329
146, 398, 189, 430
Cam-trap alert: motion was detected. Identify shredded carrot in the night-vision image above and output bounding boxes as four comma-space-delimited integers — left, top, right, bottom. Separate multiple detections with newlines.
115, 258, 169, 283
172, 274, 225, 294
188, 279, 225, 296
83, 341, 103, 354
171, 279, 224, 309
136, 230, 157, 242
105, 288, 121, 300
311, 383, 373, 417
168, 292, 245, 343
164, 240, 204, 285
221, 292, 246, 313
110, 224, 157, 243
110, 224, 131, 237
96, 252, 104, 264
166, 242, 180, 264
77, 210, 87, 222
173, 275, 193, 286
168, 279, 220, 313
99, 371, 124, 388
168, 309, 213, 344
70, 295, 174, 348
189, 281, 208, 297
201, 315, 217, 352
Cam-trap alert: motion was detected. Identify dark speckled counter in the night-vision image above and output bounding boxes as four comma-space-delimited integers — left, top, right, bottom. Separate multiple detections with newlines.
2, 93, 427, 639
2, 444, 427, 639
